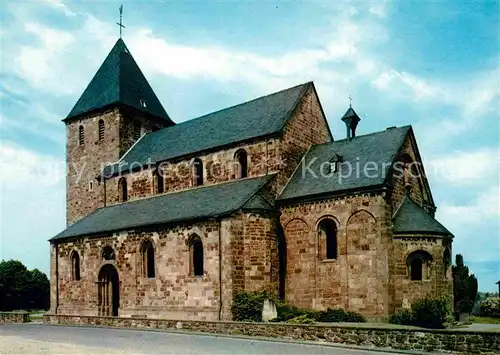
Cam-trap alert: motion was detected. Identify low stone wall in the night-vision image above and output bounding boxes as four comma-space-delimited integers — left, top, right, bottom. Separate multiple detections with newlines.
0, 312, 29, 324
43, 314, 500, 354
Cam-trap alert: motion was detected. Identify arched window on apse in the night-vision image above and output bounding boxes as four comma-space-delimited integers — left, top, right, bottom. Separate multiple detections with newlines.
189, 235, 204, 276
317, 218, 338, 260
407, 250, 433, 281
71, 251, 81, 281
141, 240, 155, 278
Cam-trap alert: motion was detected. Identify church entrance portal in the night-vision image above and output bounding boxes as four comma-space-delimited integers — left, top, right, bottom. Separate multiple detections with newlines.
98, 264, 119, 316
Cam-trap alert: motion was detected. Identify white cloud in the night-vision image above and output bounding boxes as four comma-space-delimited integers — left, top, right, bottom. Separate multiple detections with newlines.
439, 185, 500, 224
372, 69, 447, 101
43, 0, 76, 17
127, 16, 382, 92
374, 66, 499, 154
373, 68, 499, 122
16, 23, 75, 94
0, 142, 65, 187
436, 185, 500, 264
6, 2, 388, 100
427, 148, 499, 186
0, 142, 65, 273
369, 1, 388, 18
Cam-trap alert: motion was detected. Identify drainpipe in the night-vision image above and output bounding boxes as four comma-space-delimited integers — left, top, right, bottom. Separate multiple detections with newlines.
314, 230, 317, 309
103, 177, 107, 207
265, 140, 269, 174
55, 242, 59, 314
345, 228, 349, 311
218, 219, 223, 321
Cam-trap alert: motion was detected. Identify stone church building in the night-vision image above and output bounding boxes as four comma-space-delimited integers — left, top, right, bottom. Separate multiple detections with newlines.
49, 38, 453, 320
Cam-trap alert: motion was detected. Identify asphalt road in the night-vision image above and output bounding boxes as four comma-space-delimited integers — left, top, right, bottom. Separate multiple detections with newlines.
0, 323, 405, 355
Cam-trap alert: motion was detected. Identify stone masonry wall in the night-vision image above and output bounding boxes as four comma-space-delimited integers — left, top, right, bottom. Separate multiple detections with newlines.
0, 312, 29, 324
242, 213, 279, 295
279, 193, 392, 317
389, 134, 432, 214
105, 138, 281, 205
104, 84, 331, 206
54, 221, 224, 320
66, 107, 168, 225
52, 212, 278, 321
118, 107, 170, 158
392, 236, 453, 310
43, 314, 500, 355
66, 109, 121, 225
278, 85, 332, 194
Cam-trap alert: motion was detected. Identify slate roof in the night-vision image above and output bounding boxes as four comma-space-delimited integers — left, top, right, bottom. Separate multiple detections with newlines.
278, 126, 411, 201
66, 39, 173, 123
393, 196, 452, 236
103, 82, 311, 176
52, 175, 273, 240
341, 107, 360, 120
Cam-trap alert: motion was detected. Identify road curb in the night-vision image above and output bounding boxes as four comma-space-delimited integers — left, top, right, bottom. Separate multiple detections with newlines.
31, 323, 444, 355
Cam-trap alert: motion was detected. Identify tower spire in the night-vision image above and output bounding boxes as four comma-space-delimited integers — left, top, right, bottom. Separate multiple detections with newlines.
116, 5, 125, 38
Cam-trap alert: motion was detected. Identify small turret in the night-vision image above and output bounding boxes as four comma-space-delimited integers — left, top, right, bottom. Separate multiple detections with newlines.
341, 106, 361, 139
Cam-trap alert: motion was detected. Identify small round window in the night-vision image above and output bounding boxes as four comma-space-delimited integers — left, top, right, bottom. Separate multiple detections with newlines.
101, 246, 115, 260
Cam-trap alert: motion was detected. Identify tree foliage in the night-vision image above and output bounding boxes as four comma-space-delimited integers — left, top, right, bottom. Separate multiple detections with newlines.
411, 297, 450, 329
0, 259, 50, 311
480, 298, 500, 318
452, 254, 478, 316
389, 297, 451, 329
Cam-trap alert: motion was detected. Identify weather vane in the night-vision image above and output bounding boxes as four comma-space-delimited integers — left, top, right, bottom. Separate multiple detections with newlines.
116, 4, 125, 38
348, 94, 353, 108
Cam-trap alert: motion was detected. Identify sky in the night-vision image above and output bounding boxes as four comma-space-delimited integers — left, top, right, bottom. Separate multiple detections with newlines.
0, 1, 499, 291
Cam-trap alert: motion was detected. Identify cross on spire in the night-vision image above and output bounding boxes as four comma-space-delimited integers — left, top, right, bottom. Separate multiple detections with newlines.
116, 4, 125, 38
348, 94, 353, 108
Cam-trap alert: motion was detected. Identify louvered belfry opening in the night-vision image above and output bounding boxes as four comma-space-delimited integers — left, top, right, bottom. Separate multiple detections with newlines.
98, 119, 105, 140
78, 125, 84, 145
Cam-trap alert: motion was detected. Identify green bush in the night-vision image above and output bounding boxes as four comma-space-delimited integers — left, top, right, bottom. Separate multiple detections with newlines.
480, 298, 500, 318
411, 297, 450, 329
232, 292, 366, 324
275, 303, 308, 321
311, 308, 366, 323
389, 309, 414, 325
231, 291, 268, 322
345, 311, 367, 323
315, 308, 345, 322
390, 298, 451, 328
275, 306, 366, 323
286, 315, 316, 324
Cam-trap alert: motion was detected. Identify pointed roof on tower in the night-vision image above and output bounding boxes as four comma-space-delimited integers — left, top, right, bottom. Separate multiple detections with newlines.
65, 38, 173, 124
341, 107, 360, 121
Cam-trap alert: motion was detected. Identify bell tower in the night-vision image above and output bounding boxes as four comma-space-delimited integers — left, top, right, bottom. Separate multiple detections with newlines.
64, 38, 175, 225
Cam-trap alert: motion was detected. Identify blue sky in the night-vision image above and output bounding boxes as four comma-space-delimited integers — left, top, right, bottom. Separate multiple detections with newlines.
1, 1, 498, 291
